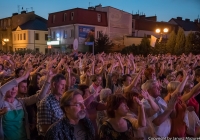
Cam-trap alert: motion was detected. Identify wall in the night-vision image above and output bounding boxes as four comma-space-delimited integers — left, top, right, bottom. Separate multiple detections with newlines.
124, 37, 143, 46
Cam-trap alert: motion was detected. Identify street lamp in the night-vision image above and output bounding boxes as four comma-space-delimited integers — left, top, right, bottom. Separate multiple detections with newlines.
155, 28, 169, 42
3, 38, 9, 52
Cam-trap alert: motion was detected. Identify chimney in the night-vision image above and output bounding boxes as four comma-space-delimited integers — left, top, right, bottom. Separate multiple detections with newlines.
185, 18, 190, 22
12, 13, 18, 16
177, 17, 182, 20
21, 10, 26, 14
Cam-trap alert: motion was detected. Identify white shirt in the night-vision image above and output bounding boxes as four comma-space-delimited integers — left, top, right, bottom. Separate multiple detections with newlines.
142, 96, 171, 137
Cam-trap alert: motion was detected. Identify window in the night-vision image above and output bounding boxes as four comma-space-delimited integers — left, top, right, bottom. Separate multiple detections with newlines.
24, 33, 26, 40
45, 34, 48, 40
20, 34, 22, 40
35, 33, 39, 40
14, 34, 16, 41
63, 13, 67, 21
70, 29, 74, 38
97, 14, 101, 22
71, 12, 74, 20
35, 48, 39, 52
63, 30, 67, 38
0, 20, 2, 27
8, 19, 11, 26
52, 15, 56, 23
52, 31, 55, 39
97, 31, 103, 38
18, 34, 19, 40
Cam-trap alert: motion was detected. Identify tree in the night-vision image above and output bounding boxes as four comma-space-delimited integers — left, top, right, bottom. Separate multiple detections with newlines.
185, 32, 195, 54
191, 31, 200, 54
138, 37, 151, 56
174, 27, 186, 55
166, 30, 176, 54
95, 32, 114, 54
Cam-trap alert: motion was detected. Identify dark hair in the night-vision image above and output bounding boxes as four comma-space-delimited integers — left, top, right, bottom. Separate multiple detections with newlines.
60, 89, 82, 113
15, 67, 24, 77
0, 64, 4, 70
106, 94, 127, 118
121, 74, 131, 83
124, 89, 140, 108
144, 68, 155, 79
195, 68, 200, 77
51, 73, 66, 85
78, 84, 89, 97
29, 73, 41, 87
91, 74, 101, 82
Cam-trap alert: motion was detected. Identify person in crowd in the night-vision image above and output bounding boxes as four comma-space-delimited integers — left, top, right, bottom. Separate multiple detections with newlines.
89, 74, 103, 95
44, 89, 95, 140
16, 80, 28, 98
0, 66, 52, 140
37, 74, 66, 137
99, 94, 143, 139
141, 79, 177, 137
125, 89, 159, 139
15, 67, 25, 78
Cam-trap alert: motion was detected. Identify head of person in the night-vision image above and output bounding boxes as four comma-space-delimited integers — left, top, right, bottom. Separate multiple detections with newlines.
60, 89, 86, 123
166, 74, 176, 82
91, 74, 102, 86
29, 72, 41, 88
111, 72, 119, 85
141, 80, 161, 98
195, 68, 200, 82
183, 80, 194, 94
18, 80, 27, 95
15, 67, 25, 78
51, 74, 66, 97
106, 94, 129, 118
121, 74, 132, 86
99, 88, 112, 103
78, 84, 90, 99
70, 73, 77, 87
2, 77, 18, 99
0, 63, 4, 72
167, 81, 180, 94
125, 89, 142, 112
144, 67, 155, 80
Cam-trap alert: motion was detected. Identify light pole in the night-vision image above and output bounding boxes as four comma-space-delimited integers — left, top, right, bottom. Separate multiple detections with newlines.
3, 38, 9, 52
155, 28, 169, 43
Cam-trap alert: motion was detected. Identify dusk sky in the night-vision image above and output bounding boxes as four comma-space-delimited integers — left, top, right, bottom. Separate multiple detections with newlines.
0, 0, 199, 22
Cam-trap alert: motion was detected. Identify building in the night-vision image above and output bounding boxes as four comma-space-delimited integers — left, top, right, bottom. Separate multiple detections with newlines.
169, 17, 200, 36
47, 8, 108, 53
95, 5, 132, 45
0, 11, 47, 53
12, 18, 48, 54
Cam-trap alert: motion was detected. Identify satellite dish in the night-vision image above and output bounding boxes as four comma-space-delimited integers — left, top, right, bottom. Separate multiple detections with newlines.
73, 39, 78, 50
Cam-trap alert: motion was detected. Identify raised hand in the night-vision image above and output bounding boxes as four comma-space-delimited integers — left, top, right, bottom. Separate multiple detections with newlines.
0, 107, 7, 116
167, 95, 177, 111
141, 90, 150, 100
133, 97, 143, 106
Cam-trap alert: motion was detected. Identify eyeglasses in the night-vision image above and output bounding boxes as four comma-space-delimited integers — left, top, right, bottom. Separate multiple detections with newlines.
69, 102, 85, 108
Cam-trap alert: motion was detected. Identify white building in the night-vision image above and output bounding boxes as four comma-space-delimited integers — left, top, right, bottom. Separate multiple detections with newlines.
12, 18, 48, 54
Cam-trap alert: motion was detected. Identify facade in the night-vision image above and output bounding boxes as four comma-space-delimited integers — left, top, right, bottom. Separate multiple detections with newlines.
12, 18, 48, 54
95, 5, 132, 45
169, 17, 200, 36
0, 11, 47, 52
47, 8, 108, 52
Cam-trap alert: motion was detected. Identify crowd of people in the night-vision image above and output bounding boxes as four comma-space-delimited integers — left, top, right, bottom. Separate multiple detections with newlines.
1, 51, 200, 140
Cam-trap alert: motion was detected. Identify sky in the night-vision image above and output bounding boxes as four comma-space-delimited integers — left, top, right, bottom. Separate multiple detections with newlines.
0, 0, 200, 22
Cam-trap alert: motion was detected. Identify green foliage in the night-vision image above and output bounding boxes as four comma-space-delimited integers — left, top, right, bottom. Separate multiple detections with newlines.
121, 44, 138, 55
185, 32, 195, 54
151, 41, 166, 55
166, 30, 176, 54
174, 28, 186, 55
95, 32, 114, 54
191, 31, 200, 54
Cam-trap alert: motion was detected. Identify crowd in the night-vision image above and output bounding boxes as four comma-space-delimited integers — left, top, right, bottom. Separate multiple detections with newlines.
1, 51, 200, 140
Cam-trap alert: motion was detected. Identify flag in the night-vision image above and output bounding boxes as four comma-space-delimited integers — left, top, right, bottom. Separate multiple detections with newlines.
2, 41, 5, 45
150, 35, 157, 47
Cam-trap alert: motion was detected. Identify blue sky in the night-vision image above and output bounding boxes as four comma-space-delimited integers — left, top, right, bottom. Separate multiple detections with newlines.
0, 0, 199, 22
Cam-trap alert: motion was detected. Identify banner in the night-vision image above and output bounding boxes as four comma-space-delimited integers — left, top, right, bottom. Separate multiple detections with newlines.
150, 35, 157, 47
79, 26, 95, 44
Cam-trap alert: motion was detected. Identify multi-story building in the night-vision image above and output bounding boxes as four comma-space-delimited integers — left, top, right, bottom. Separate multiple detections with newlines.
0, 11, 48, 53
169, 17, 200, 36
47, 8, 108, 52
12, 18, 48, 54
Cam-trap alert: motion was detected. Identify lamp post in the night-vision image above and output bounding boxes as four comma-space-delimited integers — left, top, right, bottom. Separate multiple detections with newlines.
155, 28, 169, 43
3, 38, 9, 52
